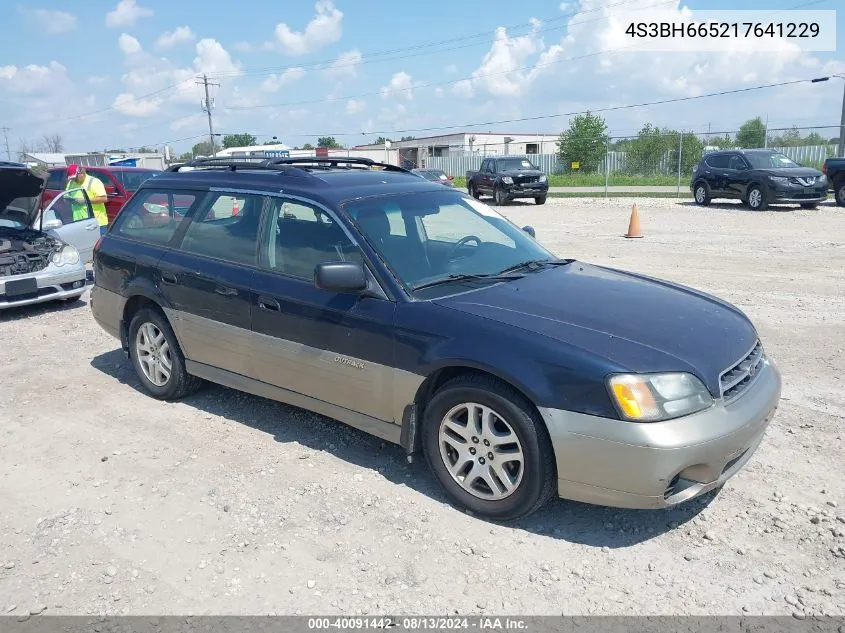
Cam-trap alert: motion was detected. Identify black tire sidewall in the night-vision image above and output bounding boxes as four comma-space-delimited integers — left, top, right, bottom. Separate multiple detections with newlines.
421, 384, 549, 520
694, 181, 710, 205
836, 183, 845, 207
748, 185, 765, 210
128, 307, 185, 399
535, 196, 547, 205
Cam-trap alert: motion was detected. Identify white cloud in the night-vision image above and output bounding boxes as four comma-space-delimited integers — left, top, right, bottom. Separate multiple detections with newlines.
444, 64, 458, 74
106, 0, 153, 27
18, 7, 77, 34
155, 26, 196, 49
261, 67, 306, 92
452, 80, 474, 100
118, 33, 142, 55
346, 99, 365, 114
87, 75, 109, 85
272, 0, 343, 56
380, 72, 416, 101
0, 62, 68, 94
323, 49, 362, 80
113, 92, 162, 117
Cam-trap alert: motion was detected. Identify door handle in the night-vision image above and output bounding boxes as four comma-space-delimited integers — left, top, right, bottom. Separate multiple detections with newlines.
258, 296, 280, 311
161, 271, 177, 284
85, 224, 99, 230
215, 286, 237, 296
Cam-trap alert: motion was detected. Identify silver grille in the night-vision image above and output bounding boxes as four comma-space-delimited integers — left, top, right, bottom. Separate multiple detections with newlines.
719, 341, 765, 402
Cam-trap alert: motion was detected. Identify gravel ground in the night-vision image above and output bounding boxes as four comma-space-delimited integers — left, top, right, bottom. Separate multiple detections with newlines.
0, 197, 843, 618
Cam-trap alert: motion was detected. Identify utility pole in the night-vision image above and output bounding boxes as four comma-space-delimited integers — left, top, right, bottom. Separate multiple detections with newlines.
838, 79, 845, 158
196, 74, 220, 155
0, 127, 10, 161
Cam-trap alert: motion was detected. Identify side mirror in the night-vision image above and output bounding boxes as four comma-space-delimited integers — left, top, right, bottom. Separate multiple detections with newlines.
42, 218, 63, 230
314, 261, 368, 294
522, 225, 536, 238
105, 186, 119, 196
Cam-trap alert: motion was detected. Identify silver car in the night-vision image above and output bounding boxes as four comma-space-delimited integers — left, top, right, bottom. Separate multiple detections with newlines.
0, 162, 99, 310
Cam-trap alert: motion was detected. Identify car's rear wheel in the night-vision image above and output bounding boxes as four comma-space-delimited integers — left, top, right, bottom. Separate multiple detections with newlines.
835, 180, 845, 207
534, 196, 547, 205
128, 307, 202, 400
421, 374, 556, 521
800, 203, 818, 210
468, 183, 480, 200
746, 185, 768, 211
693, 181, 711, 206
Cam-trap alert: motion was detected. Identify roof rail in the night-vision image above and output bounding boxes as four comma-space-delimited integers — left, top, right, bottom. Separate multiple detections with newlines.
263, 156, 413, 173
165, 155, 415, 175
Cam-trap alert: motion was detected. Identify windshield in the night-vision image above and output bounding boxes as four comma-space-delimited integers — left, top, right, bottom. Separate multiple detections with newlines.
343, 189, 554, 294
497, 158, 537, 171
418, 170, 446, 181
0, 196, 39, 229
113, 170, 161, 190
746, 152, 800, 169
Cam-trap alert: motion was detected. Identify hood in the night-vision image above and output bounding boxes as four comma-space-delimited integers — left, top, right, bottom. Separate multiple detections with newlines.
759, 167, 822, 178
435, 262, 758, 395
0, 163, 46, 226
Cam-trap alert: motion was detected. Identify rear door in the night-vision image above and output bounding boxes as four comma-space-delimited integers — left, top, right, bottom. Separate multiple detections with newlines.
37, 188, 100, 263
157, 189, 265, 379
704, 154, 731, 196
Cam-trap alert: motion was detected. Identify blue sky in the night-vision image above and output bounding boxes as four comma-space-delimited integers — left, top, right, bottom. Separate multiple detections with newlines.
1, 0, 842, 155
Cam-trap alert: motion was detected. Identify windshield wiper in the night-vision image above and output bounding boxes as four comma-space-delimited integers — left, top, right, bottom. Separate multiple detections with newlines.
496, 258, 573, 275
410, 272, 525, 292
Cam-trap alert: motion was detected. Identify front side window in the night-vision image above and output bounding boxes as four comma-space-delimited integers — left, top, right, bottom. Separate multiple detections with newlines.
111, 189, 198, 245
344, 190, 554, 292
262, 198, 363, 279
179, 192, 266, 265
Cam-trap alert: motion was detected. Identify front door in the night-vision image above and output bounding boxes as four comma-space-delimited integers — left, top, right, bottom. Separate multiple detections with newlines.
250, 197, 398, 423
157, 190, 263, 378
36, 188, 100, 263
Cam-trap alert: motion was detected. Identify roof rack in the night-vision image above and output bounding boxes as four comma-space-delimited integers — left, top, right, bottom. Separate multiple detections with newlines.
165, 155, 414, 175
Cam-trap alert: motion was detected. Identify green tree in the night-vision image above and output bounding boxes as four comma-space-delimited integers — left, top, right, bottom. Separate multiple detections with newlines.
736, 117, 767, 148
301, 143, 314, 150
191, 141, 214, 156
222, 133, 257, 149
626, 123, 670, 175
373, 136, 392, 145
317, 136, 343, 148
669, 131, 705, 175
708, 135, 736, 149
400, 136, 416, 141
555, 112, 608, 174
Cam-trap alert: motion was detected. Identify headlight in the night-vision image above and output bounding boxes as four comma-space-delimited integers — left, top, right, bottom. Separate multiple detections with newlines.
539, 174, 548, 183
818, 174, 827, 184
53, 245, 79, 266
501, 176, 513, 184
607, 372, 713, 422
769, 176, 789, 185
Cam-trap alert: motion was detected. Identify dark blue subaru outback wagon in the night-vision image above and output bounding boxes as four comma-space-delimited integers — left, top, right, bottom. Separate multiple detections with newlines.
90, 157, 781, 521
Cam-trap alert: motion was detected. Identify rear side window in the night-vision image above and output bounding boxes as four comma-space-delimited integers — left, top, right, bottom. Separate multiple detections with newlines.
179, 192, 267, 266
89, 170, 118, 190
46, 169, 66, 190
111, 189, 198, 245
705, 154, 730, 169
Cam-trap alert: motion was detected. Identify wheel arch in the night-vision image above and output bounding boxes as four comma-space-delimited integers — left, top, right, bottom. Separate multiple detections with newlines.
119, 284, 173, 352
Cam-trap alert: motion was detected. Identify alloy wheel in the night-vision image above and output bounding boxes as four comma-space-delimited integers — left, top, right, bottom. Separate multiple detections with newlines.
748, 188, 762, 209
437, 402, 525, 501
695, 186, 706, 203
135, 322, 172, 387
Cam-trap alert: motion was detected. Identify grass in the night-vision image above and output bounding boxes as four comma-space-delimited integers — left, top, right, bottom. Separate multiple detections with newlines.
451, 174, 680, 189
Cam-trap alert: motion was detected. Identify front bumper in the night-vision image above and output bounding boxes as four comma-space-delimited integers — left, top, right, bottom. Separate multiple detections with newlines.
504, 183, 549, 198
0, 264, 87, 310
539, 358, 781, 509
768, 184, 827, 203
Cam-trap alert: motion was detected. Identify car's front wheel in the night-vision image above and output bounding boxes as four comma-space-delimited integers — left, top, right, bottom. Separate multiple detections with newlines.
422, 374, 556, 521
800, 203, 818, 210
746, 185, 768, 211
534, 196, 547, 205
128, 307, 202, 400
494, 186, 509, 206
835, 180, 845, 207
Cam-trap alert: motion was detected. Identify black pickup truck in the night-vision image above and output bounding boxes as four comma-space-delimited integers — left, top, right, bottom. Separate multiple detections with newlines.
466, 157, 549, 205
822, 157, 845, 206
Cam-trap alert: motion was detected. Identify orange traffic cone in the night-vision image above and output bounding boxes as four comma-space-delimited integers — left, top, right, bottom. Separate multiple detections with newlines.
624, 203, 643, 238
232, 197, 240, 216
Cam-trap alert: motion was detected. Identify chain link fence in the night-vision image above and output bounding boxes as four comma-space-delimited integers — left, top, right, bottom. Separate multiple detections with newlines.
424, 125, 842, 194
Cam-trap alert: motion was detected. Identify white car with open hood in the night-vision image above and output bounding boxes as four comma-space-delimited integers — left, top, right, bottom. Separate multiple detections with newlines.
0, 161, 100, 310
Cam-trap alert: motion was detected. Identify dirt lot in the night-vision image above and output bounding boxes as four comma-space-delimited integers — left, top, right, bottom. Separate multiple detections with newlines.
1, 197, 843, 618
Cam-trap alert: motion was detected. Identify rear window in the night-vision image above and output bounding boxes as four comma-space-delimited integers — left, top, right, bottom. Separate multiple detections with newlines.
113, 170, 161, 191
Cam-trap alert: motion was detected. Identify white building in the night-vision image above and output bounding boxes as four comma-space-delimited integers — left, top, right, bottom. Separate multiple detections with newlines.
383, 132, 558, 169
214, 143, 293, 159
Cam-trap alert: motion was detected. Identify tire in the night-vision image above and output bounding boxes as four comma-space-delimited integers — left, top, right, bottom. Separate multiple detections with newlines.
421, 373, 557, 521
468, 183, 480, 200
127, 306, 202, 400
835, 180, 845, 207
534, 196, 547, 205
693, 181, 711, 206
800, 203, 818, 210
746, 185, 768, 211
493, 186, 509, 206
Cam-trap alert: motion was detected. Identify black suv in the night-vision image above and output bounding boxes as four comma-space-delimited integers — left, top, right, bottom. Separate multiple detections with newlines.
690, 148, 828, 210
90, 157, 780, 521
